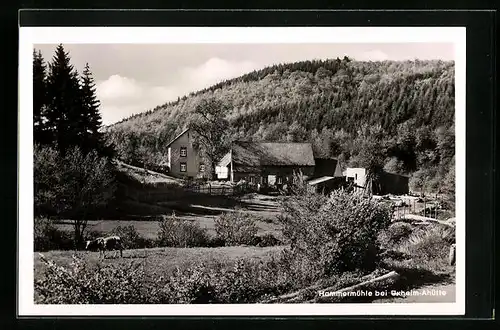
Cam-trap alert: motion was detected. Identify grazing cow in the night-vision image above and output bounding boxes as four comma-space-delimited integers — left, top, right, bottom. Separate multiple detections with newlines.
85, 236, 124, 259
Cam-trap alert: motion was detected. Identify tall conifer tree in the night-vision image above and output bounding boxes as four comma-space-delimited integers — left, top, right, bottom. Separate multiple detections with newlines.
80, 62, 106, 154
33, 49, 49, 144
46, 44, 83, 154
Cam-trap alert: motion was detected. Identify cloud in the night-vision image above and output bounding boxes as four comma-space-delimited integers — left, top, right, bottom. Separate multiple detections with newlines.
181, 57, 261, 91
96, 75, 179, 125
97, 75, 142, 101
357, 50, 389, 61
96, 58, 262, 125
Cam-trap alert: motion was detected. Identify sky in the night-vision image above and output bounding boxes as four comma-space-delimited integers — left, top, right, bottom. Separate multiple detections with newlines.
34, 43, 454, 125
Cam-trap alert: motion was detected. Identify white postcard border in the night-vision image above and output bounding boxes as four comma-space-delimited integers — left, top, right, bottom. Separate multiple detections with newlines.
18, 26, 466, 316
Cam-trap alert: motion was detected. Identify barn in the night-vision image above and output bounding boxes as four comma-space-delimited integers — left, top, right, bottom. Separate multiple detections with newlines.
307, 175, 347, 195
306, 157, 345, 194
343, 167, 410, 195
216, 141, 316, 187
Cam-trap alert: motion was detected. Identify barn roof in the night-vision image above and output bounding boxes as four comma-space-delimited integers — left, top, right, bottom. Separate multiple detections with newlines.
230, 141, 315, 172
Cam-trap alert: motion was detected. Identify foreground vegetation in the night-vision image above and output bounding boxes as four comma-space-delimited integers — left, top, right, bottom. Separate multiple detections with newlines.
34, 222, 455, 304
34, 184, 456, 304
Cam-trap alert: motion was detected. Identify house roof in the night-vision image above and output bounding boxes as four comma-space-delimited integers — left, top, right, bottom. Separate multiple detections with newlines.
165, 128, 189, 147
314, 158, 342, 177
230, 141, 315, 172
218, 151, 232, 167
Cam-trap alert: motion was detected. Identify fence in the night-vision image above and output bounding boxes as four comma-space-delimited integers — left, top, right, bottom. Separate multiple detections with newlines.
185, 185, 240, 196
391, 198, 441, 221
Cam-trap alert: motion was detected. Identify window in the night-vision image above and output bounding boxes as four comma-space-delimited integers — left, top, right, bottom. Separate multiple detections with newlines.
199, 164, 205, 172
180, 147, 187, 157
180, 162, 187, 172
277, 176, 283, 184
355, 173, 358, 180
268, 175, 276, 185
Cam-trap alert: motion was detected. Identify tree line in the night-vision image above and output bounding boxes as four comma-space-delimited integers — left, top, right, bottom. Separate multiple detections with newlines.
107, 57, 455, 196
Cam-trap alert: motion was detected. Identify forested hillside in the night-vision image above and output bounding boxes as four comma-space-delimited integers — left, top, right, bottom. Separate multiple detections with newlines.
106, 57, 455, 194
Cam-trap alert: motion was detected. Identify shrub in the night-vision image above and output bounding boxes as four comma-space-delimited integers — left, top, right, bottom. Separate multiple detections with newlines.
110, 225, 155, 249
34, 218, 74, 251
213, 258, 294, 302
164, 263, 220, 303
163, 256, 302, 304
35, 247, 339, 304
157, 213, 210, 247
214, 211, 259, 246
257, 233, 282, 247
397, 224, 455, 261
279, 187, 391, 276
377, 221, 414, 249
205, 236, 226, 248
264, 248, 321, 289
35, 251, 295, 304
35, 254, 150, 304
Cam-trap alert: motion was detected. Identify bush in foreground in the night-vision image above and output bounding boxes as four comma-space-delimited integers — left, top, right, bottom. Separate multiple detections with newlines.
110, 225, 156, 249
157, 213, 210, 248
214, 211, 259, 246
35, 248, 321, 304
397, 224, 455, 261
34, 218, 74, 251
256, 233, 282, 247
379, 223, 456, 280
35, 254, 150, 304
279, 185, 392, 277
377, 221, 414, 250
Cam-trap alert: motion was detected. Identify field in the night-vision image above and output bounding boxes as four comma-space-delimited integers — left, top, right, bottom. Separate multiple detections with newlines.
34, 245, 284, 282
54, 193, 284, 240
54, 216, 282, 240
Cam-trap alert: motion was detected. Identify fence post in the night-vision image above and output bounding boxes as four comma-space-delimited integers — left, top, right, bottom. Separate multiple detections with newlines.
424, 197, 426, 217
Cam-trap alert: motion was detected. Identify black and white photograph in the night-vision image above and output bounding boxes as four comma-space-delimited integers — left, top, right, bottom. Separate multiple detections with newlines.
18, 26, 465, 316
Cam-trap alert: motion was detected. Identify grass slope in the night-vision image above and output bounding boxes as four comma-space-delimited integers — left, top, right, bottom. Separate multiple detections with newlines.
34, 245, 285, 285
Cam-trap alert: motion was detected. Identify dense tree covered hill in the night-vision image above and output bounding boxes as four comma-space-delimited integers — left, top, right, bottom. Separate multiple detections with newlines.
106, 58, 455, 193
